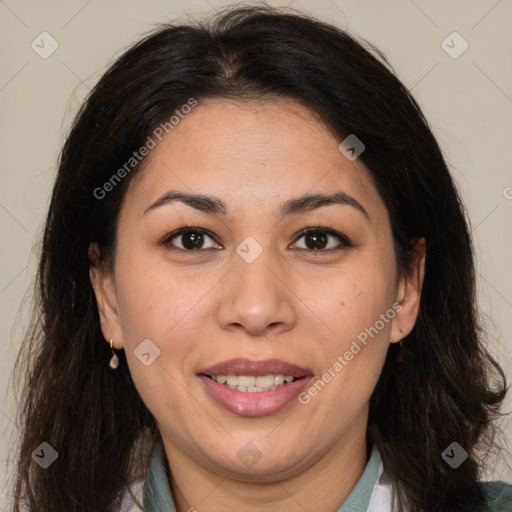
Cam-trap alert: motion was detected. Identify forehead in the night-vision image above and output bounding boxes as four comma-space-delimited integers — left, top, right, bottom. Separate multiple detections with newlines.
124, 97, 385, 219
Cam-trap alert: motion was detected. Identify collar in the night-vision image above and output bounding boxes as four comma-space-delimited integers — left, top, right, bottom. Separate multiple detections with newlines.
143, 439, 392, 512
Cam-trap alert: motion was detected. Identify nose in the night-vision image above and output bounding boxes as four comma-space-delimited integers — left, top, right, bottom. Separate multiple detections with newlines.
216, 244, 298, 337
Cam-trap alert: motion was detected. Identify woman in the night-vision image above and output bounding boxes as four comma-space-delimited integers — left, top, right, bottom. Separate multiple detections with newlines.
11, 4, 512, 511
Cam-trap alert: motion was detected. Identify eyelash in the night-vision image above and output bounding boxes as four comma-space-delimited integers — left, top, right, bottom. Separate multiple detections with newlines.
161, 225, 353, 253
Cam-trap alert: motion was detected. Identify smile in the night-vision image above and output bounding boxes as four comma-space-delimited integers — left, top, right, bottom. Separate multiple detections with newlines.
198, 358, 313, 417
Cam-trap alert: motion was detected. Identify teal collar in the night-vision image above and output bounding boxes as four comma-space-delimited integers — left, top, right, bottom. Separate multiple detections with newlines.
143, 439, 382, 512
143, 439, 176, 512
337, 444, 382, 511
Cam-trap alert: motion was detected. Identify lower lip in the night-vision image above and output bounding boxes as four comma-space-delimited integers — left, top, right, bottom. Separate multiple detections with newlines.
199, 375, 312, 417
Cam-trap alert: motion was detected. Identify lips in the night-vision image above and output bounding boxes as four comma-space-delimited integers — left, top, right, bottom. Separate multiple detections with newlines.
200, 357, 312, 378
198, 358, 314, 417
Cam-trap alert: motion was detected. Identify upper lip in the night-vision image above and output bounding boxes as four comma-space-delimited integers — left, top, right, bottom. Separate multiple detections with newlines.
200, 358, 312, 378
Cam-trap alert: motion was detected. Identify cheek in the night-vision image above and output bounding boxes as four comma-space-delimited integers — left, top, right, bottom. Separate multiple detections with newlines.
298, 269, 396, 425
115, 260, 206, 426
310, 264, 396, 347
114, 247, 206, 341
112, 248, 217, 385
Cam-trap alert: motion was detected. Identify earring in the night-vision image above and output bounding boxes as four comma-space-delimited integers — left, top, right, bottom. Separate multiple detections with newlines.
109, 338, 119, 369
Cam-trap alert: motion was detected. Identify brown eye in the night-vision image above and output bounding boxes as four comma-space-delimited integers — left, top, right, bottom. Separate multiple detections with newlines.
304, 231, 328, 250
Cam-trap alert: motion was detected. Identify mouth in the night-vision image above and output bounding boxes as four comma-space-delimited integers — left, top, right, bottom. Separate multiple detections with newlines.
198, 358, 313, 416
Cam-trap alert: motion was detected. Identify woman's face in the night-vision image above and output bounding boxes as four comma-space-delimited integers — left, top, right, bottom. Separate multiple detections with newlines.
91, 98, 423, 480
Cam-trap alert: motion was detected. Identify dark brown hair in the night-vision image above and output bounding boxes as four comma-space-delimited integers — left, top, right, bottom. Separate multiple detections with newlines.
11, 4, 508, 511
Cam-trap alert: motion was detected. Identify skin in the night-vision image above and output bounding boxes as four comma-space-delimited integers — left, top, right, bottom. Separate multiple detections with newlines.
90, 98, 425, 512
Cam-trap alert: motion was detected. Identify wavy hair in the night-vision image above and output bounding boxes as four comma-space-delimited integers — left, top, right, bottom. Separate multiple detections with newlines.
11, 4, 508, 511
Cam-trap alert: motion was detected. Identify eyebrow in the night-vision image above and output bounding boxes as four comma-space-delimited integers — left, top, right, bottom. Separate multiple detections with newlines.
142, 190, 369, 220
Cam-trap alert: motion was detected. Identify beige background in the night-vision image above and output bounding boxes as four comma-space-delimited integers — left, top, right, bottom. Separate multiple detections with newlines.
1, 0, 511, 505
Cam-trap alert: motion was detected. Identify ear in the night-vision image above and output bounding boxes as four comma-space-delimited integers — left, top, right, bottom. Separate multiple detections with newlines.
88, 243, 124, 349
390, 237, 426, 343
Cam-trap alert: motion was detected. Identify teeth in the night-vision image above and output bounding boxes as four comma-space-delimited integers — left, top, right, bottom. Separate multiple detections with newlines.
211, 374, 295, 392
256, 375, 274, 388
238, 375, 256, 387
274, 375, 285, 386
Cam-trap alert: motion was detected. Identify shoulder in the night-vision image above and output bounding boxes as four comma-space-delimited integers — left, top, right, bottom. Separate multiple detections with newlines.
119, 479, 145, 512
480, 481, 512, 511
